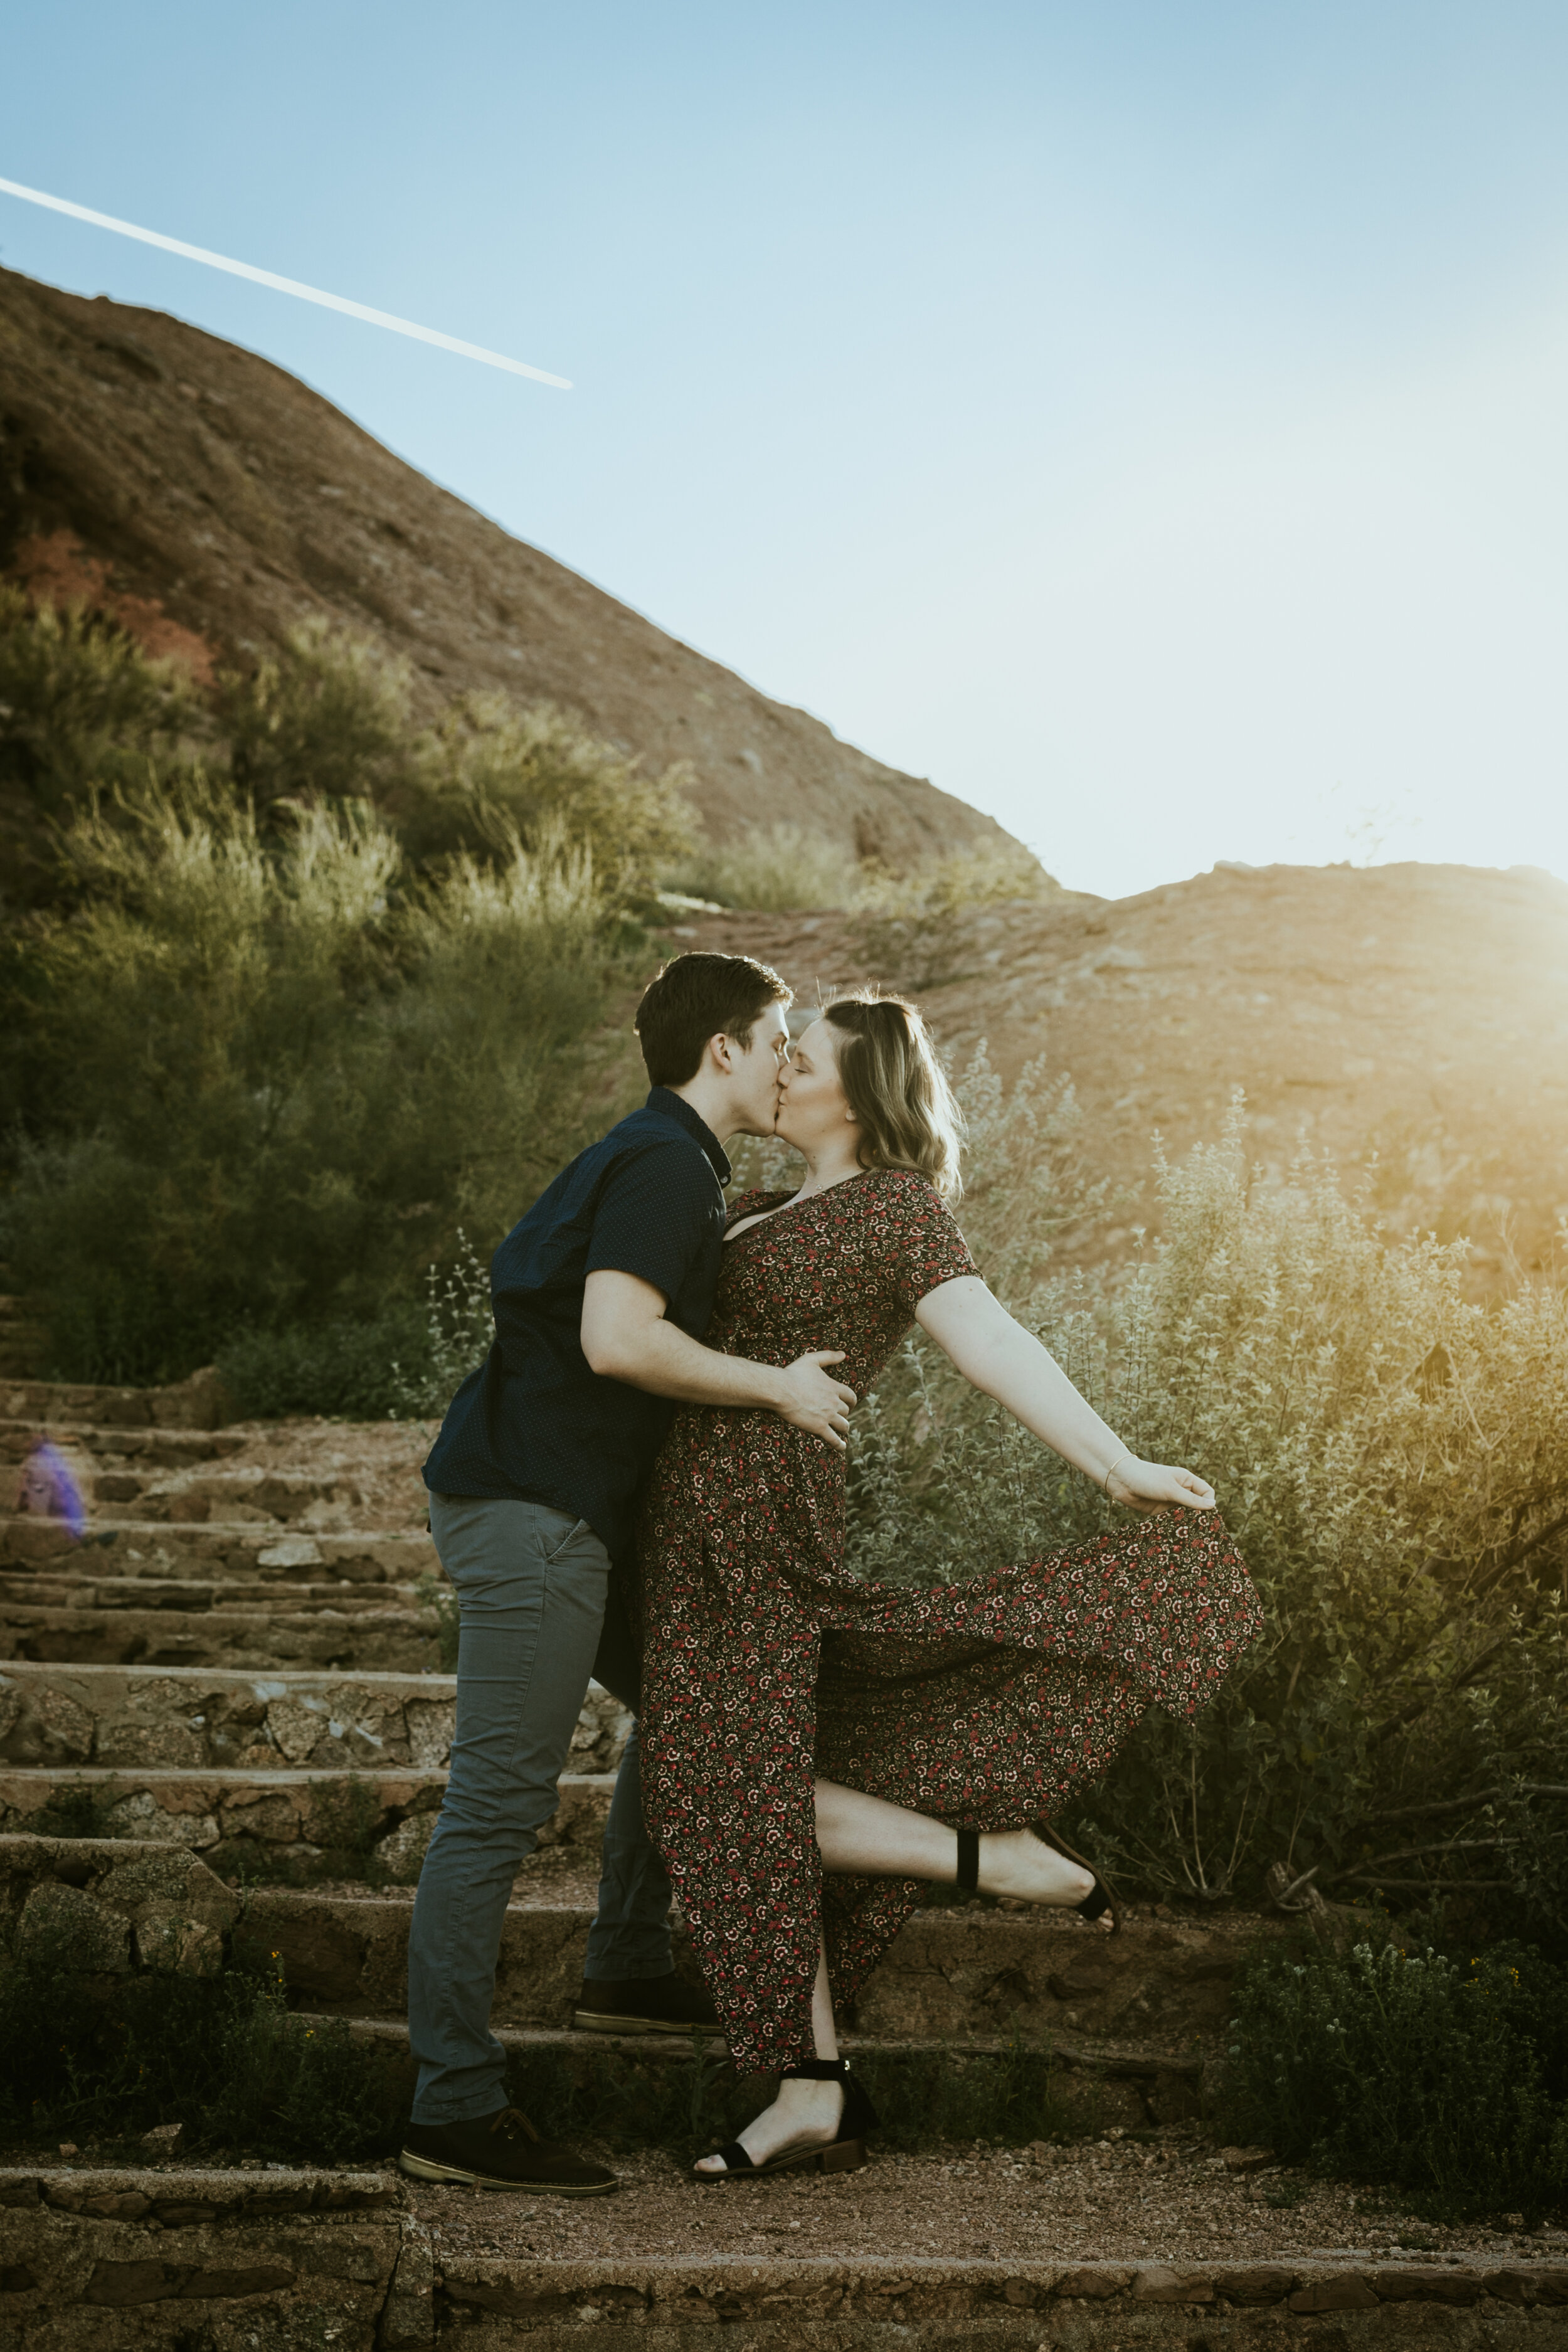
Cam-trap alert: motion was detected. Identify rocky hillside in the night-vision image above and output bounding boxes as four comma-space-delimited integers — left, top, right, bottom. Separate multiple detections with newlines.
668, 857, 1568, 1289
0, 263, 1015, 867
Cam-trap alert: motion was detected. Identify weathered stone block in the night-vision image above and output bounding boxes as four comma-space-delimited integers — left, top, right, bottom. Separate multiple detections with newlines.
1131, 2263, 1215, 2302
0, 1836, 238, 1977
16, 1877, 132, 1972
1371, 2264, 1482, 2304
1289, 2270, 1380, 2311
1056, 2265, 1134, 2297
0, 2166, 405, 2352
1220, 2262, 1298, 2304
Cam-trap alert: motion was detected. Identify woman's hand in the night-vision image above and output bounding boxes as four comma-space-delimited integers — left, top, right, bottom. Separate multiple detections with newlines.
1104, 1459, 1215, 1513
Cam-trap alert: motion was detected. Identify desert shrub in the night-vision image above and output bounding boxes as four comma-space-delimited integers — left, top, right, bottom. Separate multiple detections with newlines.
855, 841, 1067, 985
218, 615, 416, 806
860, 840, 1064, 921
0, 780, 639, 1382
2, 597, 692, 908
842, 1058, 1568, 1944
0, 586, 200, 815
1224, 1939, 1568, 2217
415, 1571, 461, 1671
219, 1305, 431, 1419
219, 623, 694, 908
394, 693, 694, 906
0, 1915, 393, 2161
669, 818, 864, 911
387, 1231, 494, 1419
670, 826, 1062, 921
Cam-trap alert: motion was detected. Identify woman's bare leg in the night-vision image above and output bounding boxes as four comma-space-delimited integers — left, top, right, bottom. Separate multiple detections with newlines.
813, 1778, 1108, 1927
694, 1780, 1108, 2175
692, 1938, 845, 2175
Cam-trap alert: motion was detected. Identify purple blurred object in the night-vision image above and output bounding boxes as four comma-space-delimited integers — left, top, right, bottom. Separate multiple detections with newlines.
15, 1441, 87, 1539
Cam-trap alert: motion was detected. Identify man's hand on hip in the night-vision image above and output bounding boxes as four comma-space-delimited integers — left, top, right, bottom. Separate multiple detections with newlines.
772, 1352, 857, 1451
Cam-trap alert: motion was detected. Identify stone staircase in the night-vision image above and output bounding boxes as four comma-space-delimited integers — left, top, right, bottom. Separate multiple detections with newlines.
3, 1375, 1543, 2348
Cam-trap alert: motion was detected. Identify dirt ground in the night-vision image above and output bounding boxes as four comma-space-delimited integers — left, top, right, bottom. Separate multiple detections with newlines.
408, 2136, 1563, 2270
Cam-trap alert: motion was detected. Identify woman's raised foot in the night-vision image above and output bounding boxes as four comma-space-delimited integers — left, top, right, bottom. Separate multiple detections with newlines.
692, 2077, 845, 2176
976, 1828, 1111, 1930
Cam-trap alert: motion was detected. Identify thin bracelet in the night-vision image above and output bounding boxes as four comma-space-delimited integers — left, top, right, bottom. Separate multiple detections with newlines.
1101, 1451, 1133, 1498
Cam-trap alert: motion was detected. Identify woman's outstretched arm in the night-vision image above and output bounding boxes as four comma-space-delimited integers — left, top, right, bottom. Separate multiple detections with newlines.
914, 1274, 1214, 1512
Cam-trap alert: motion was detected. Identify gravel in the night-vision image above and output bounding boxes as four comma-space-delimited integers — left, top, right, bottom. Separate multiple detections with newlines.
409, 2130, 1564, 2267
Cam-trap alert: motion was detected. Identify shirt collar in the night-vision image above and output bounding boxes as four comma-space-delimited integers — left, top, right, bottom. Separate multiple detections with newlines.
647, 1087, 733, 1188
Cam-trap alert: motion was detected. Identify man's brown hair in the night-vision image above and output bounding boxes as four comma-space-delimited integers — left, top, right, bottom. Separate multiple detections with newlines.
635, 951, 792, 1086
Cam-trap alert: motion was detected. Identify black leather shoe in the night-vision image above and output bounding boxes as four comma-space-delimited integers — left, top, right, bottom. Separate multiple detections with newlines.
573, 1969, 721, 2036
400, 2104, 618, 2196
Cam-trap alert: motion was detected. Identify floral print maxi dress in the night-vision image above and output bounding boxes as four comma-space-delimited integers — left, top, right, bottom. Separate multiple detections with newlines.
635, 1167, 1262, 2076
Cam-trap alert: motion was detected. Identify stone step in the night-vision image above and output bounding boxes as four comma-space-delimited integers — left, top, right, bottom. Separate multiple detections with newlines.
8, 1463, 426, 1530
0, 1516, 435, 1577
82, 1466, 377, 1523
16, 1475, 380, 1528
311, 2013, 1206, 2136
362, 2244, 1568, 2344
0, 1826, 1268, 2060
0, 1569, 428, 1613
0, 1661, 630, 1776
0, 1367, 237, 1431
252, 1880, 1271, 2054
0, 2167, 410, 2352
0, 1599, 441, 1673
3, 2159, 1554, 2350
0, 1416, 251, 1470
0, 1767, 614, 1872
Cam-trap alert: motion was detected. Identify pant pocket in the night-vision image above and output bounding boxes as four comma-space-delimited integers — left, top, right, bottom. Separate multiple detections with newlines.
543, 1515, 600, 1567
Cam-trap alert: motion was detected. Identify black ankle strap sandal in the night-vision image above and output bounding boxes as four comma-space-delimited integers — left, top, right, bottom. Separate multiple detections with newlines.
694, 2055, 881, 2183
955, 1823, 1120, 1933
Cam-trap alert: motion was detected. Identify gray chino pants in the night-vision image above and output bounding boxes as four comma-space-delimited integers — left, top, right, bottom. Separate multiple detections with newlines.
406, 1493, 674, 2125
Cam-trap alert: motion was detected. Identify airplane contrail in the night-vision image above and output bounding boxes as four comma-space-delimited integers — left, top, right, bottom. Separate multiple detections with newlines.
0, 174, 571, 389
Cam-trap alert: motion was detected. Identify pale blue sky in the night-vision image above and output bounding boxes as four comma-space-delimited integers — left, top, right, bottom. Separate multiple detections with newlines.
4, 3, 1567, 894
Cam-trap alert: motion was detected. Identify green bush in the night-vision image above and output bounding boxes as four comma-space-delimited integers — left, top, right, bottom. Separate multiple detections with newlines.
669, 820, 863, 911
0, 780, 639, 1381
218, 615, 416, 807
854, 842, 1069, 983
220, 1305, 432, 1420
393, 692, 694, 906
0, 1915, 393, 2162
0, 585, 200, 818
0, 595, 709, 1380
837, 1058, 1568, 1944
669, 825, 1062, 920
1224, 1939, 1568, 2217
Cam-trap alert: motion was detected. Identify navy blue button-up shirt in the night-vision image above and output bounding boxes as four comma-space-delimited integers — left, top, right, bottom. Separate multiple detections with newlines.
422, 1089, 732, 1557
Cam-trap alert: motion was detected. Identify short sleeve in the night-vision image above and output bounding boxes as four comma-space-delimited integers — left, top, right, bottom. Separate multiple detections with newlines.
873, 1170, 977, 1317
584, 1140, 718, 1303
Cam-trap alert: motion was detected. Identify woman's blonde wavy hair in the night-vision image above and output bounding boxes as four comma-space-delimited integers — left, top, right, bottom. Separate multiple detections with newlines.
822, 992, 966, 1200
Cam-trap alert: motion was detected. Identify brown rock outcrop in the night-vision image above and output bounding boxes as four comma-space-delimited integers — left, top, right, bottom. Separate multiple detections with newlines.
0, 263, 1017, 869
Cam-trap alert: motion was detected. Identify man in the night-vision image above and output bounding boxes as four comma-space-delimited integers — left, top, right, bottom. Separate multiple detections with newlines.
400, 952, 856, 2196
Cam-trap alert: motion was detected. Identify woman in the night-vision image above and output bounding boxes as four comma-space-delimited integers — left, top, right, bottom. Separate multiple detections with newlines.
635, 993, 1261, 2181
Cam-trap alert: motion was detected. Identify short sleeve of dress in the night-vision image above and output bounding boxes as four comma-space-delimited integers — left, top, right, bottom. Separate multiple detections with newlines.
872, 1170, 977, 1317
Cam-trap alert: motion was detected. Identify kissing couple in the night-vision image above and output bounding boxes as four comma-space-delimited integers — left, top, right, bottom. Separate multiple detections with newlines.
400, 951, 1261, 2193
